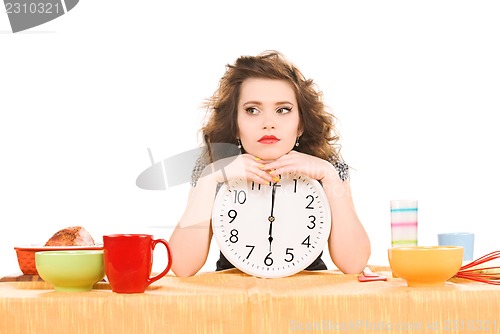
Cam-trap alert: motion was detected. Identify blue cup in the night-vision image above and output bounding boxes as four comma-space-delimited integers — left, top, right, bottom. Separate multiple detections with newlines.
437, 232, 474, 262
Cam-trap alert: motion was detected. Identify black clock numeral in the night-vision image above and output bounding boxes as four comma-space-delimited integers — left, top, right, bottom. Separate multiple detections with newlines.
229, 229, 239, 243
301, 235, 311, 248
245, 245, 255, 259
285, 248, 294, 262
307, 215, 316, 229
233, 190, 247, 204
228, 209, 237, 223
305, 195, 314, 209
251, 182, 261, 191
293, 178, 298, 193
264, 252, 274, 266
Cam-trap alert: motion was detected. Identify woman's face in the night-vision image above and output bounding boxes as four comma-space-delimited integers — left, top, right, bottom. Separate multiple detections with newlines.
237, 78, 302, 160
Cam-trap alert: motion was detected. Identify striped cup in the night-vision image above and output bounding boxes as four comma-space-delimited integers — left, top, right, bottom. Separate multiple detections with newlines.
390, 200, 418, 247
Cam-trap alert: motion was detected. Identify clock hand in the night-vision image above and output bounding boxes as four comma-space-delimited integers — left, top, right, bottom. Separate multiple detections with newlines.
270, 182, 276, 218
268, 183, 277, 252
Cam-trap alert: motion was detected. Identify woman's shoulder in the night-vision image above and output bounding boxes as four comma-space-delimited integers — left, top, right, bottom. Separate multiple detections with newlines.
327, 156, 349, 182
190, 155, 208, 187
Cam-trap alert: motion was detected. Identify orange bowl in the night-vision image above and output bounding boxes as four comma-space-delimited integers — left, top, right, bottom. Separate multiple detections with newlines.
14, 245, 103, 275
388, 246, 464, 287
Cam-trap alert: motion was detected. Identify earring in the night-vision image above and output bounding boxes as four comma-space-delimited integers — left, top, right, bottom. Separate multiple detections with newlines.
237, 139, 242, 149
295, 137, 300, 147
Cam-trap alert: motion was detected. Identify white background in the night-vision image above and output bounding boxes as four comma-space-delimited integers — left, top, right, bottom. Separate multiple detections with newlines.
1, 1, 499, 276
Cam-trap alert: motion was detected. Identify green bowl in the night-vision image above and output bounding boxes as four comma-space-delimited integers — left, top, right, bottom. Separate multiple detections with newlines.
35, 250, 105, 292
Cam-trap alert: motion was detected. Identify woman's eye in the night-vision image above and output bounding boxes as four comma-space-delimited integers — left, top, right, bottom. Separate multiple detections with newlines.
245, 107, 260, 115
276, 107, 292, 114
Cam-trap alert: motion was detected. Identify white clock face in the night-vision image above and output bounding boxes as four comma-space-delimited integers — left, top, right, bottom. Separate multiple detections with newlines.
212, 172, 331, 278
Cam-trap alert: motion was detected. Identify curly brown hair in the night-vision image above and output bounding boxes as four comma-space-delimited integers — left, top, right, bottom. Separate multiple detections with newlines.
201, 51, 341, 163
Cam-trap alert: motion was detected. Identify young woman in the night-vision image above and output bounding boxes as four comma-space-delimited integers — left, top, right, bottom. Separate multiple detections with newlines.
169, 51, 371, 277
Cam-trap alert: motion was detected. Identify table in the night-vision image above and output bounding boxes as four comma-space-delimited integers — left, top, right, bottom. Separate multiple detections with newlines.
1, 266, 499, 334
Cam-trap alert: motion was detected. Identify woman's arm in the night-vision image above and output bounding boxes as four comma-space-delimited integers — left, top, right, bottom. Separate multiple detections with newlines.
321, 167, 371, 274
168, 168, 219, 277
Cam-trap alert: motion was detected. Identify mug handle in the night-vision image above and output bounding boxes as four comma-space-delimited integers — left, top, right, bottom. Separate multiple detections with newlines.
147, 238, 173, 285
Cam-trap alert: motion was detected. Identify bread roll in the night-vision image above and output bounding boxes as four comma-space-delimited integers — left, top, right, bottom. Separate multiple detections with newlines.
45, 226, 95, 246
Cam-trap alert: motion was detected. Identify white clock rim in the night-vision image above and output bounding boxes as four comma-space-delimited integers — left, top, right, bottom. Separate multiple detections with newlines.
211, 172, 332, 278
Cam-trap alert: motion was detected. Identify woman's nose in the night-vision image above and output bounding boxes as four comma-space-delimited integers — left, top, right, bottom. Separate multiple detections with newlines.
262, 113, 276, 129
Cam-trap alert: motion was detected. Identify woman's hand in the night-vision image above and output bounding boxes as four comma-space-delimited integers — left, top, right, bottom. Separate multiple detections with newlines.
205, 153, 276, 185
259, 151, 339, 183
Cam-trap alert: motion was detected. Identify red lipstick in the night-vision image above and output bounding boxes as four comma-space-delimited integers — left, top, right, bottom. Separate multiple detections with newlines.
258, 135, 280, 144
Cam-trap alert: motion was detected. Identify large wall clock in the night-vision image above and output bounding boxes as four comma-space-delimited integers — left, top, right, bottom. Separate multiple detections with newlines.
212, 172, 331, 278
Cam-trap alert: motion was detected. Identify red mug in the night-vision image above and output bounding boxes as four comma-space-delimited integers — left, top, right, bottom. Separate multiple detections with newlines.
103, 234, 172, 293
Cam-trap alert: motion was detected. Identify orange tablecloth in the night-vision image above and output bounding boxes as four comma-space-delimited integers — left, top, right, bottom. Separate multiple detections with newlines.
1, 266, 499, 334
